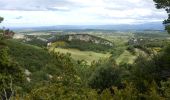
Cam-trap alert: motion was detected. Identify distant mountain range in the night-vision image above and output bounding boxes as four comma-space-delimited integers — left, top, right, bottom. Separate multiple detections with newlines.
10, 22, 165, 31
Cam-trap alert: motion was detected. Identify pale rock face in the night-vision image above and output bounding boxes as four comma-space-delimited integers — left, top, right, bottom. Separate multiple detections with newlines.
47, 42, 52, 46
48, 74, 53, 79
13, 34, 25, 39
57, 76, 62, 80
68, 34, 113, 46
68, 34, 92, 42
134, 39, 137, 42
37, 37, 48, 42
26, 37, 31, 41
68, 36, 73, 41
26, 77, 31, 82
94, 40, 100, 44
25, 69, 31, 76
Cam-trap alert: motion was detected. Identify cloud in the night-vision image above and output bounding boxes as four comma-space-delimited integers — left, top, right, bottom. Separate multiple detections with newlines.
0, 0, 73, 11
46, 7, 70, 11
15, 16, 23, 19
0, 0, 168, 27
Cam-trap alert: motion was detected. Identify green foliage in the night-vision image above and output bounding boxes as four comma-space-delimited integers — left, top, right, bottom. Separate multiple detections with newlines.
1, 20, 170, 99
129, 45, 170, 94
146, 82, 164, 100
127, 45, 136, 55
1, 37, 170, 99
0, 47, 25, 99
4, 40, 57, 72
65, 40, 112, 53
88, 60, 122, 91
73, 60, 92, 87
111, 83, 138, 100
166, 25, 170, 34
153, 0, 170, 34
49, 34, 113, 53
49, 51, 75, 76
25, 38, 47, 47
0, 16, 3, 23
26, 83, 99, 100
24, 51, 99, 100
134, 45, 152, 54
153, 0, 170, 11
161, 79, 170, 99
110, 46, 125, 59
130, 56, 159, 93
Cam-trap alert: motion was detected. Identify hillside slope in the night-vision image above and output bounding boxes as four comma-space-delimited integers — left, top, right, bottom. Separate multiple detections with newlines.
47, 34, 114, 52
4, 40, 51, 70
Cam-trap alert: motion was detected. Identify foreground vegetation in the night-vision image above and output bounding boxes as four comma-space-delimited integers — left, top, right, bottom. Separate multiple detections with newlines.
1, 29, 170, 99
1, 0, 170, 99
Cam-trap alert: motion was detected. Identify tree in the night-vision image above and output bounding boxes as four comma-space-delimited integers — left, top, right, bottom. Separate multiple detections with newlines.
153, 0, 170, 12
153, 0, 170, 33
0, 47, 25, 99
0, 17, 3, 23
88, 61, 122, 91
0, 17, 4, 40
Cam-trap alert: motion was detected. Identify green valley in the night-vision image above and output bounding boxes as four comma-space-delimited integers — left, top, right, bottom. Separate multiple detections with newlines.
1, 0, 170, 99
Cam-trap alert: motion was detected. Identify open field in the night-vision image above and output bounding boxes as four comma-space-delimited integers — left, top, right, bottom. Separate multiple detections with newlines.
53, 48, 111, 64
116, 50, 136, 64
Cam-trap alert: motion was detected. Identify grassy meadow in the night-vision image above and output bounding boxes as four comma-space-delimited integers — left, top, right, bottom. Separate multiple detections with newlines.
116, 50, 136, 64
53, 48, 111, 64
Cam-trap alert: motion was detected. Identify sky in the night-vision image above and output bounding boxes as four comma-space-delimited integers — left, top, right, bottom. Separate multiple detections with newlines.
0, 0, 168, 27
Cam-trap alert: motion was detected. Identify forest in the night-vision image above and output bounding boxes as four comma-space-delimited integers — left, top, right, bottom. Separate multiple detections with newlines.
0, 0, 170, 100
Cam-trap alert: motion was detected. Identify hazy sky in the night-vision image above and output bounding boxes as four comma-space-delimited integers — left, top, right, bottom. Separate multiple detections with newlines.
0, 0, 168, 27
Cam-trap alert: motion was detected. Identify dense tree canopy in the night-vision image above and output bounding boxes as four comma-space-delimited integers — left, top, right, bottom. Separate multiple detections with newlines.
153, 0, 170, 12
153, 0, 170, 33
0, 47, 25, 99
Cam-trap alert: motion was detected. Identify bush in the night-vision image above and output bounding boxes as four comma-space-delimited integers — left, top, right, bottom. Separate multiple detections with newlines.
65, 40, 112, 53
0, 47, 25, 99
127, 45, 136, 55
88, 61, 122, 91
